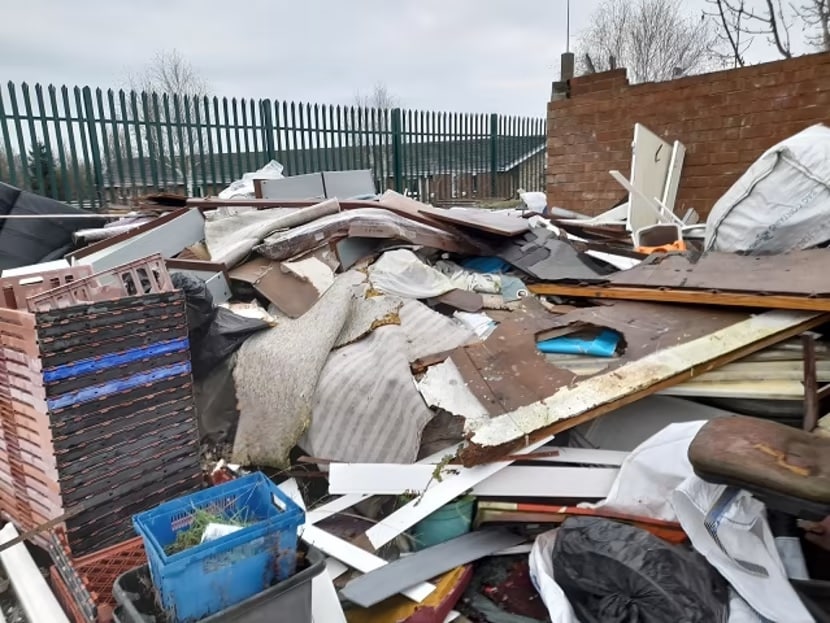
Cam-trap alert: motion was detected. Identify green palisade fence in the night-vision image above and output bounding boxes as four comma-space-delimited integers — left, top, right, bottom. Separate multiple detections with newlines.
0, 81, 546, 210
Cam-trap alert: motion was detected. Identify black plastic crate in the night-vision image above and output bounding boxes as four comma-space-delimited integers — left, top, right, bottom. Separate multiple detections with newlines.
113, 545, 324, 623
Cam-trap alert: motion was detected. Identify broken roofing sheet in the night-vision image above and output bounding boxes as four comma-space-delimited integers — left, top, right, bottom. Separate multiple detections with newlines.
458, 308, 828, 465
449, 298, 748, 417
532, 249, 830, 312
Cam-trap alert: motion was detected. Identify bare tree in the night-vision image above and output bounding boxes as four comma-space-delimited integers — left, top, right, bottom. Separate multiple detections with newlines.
705, 0, 794, 66
707, 0, 830, 67
125, 50, 210, 191
798, 0, 830, 49
351, 83, 400, 182
577, 0, 723, 82
0, 148, 9, 182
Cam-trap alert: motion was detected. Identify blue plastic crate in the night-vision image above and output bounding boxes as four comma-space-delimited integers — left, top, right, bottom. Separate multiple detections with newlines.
132, 472, 304, 623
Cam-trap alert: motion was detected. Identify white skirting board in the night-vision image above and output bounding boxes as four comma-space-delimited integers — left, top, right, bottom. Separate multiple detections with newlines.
0, 523, 69, 623
300, 524, 436, 603
526, 447, 629, 466
288, 445, 465, 605
328, 464, 618, 499
364, 438, 552, 550
305, 443, 464, 526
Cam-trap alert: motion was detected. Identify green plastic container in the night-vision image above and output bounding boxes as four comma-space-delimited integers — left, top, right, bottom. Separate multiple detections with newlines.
410, 496, 475, 550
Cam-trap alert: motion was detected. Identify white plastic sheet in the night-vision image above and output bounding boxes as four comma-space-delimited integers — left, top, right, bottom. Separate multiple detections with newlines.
218, 160, 284, 200
368, 249, 455, 299
520, 190, 548, 214
528, 529, 579, 623
593, 421, 814, 623
705, 124, 830, 254
530, 422, 813, 623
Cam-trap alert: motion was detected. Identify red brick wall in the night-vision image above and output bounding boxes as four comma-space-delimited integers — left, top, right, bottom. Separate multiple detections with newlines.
547, 52, 830, 218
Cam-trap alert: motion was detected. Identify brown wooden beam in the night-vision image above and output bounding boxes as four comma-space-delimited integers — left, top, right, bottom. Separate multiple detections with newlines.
528, 283, 830, 312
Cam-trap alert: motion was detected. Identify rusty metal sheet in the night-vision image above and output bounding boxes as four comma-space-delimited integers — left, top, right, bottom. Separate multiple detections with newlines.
606, 250, 830, 296
452, 300, 747, 416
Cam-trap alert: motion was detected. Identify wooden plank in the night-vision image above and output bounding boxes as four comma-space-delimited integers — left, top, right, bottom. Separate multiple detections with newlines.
328, 464, 618, 498
460, 311, 828, 465
418, 206, 529, 237
660, 380, 804, 400
529, 283, 830, 312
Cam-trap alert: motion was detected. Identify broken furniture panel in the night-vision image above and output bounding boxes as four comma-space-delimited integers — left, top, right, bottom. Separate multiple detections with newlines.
459, 310, 828, 465
345, 565, 472, 623
689, 416, 830, 520
258, 173, 326, 201
364, 438, 551, 550
72, 209, 205, 273
321, 170, 376, 198
166, 259, 232, 305
327, 464, 618, 498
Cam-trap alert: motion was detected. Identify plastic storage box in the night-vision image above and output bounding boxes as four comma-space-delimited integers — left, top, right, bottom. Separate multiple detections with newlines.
132, 472, 304, 622
112, 545, 324, 623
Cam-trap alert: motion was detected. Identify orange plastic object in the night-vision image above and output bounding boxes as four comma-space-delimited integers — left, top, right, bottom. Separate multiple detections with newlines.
636, 240, 687, 255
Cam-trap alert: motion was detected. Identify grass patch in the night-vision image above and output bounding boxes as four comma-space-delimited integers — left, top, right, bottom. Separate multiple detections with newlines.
165, 507, 254, 555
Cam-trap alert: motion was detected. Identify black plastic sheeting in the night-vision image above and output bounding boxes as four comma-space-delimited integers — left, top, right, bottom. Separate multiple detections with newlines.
171, 273, 269, 380
495, 228, 616, 282
552, 517, 729, 623
0, 182, 105, 270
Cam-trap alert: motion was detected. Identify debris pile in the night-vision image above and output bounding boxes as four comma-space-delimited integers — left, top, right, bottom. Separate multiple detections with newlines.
0, 122, 829, 623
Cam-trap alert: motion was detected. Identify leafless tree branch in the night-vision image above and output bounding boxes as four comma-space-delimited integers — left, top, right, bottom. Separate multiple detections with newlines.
577, 0, 724, 82
797, 0, 830, 49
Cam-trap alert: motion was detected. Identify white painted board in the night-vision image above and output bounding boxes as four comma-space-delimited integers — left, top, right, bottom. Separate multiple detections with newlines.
329, 464, 618, 498
627, 123, 672, 232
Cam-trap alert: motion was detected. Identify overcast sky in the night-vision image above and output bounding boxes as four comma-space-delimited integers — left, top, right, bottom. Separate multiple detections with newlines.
0, 0, 801, 119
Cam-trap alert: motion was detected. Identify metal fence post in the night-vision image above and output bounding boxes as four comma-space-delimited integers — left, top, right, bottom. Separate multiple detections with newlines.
81, 87, 104, 209
489, 113, 498, 198
391, 107, 403, 193
261, 99, 275, 160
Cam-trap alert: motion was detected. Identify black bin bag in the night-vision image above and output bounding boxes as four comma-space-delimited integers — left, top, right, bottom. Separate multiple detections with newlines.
552, 517, 729, 623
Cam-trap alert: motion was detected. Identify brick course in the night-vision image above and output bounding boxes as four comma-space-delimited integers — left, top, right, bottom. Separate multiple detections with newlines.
546, 52, 830, 218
